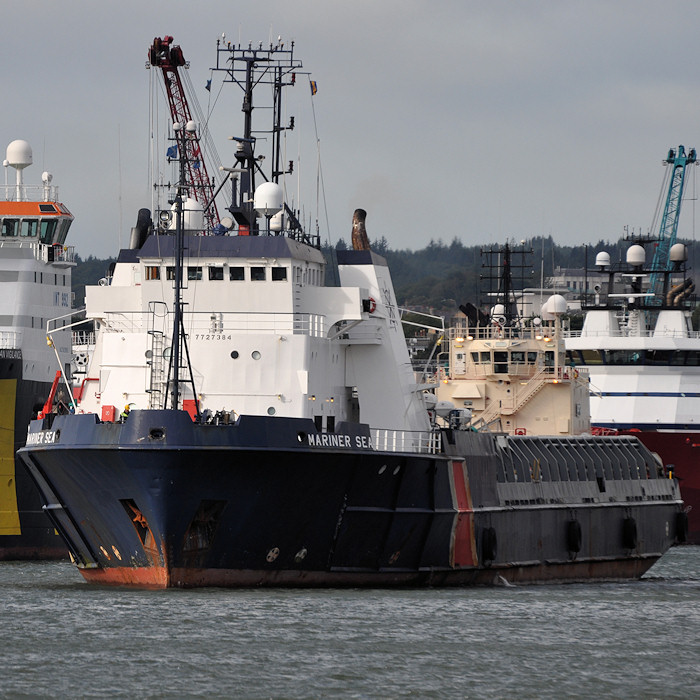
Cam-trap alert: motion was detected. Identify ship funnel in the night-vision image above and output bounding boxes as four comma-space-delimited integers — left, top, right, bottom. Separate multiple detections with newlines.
351, 208, 370, 251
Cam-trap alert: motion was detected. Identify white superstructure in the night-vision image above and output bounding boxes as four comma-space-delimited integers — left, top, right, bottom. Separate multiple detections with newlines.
0, 140, 75, 382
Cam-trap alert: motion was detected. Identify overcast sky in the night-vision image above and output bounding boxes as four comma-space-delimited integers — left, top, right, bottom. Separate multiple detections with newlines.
5, 1, 700, 259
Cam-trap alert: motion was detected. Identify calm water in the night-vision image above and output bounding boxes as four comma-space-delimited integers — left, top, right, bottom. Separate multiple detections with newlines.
1, 548, 699, 699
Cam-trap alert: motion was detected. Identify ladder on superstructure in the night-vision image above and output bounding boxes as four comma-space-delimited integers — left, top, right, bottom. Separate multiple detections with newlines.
146, 302, 168, 409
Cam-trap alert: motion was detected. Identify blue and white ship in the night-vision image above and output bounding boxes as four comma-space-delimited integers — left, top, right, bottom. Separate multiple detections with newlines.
18, 38, 685, 587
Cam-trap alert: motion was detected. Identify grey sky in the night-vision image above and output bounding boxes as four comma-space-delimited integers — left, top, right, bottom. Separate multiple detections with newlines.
5, 1, 700, 258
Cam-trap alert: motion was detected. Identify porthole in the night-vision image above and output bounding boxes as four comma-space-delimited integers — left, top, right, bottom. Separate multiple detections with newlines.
145, 350, 153, 359
252, 350, 261, 360
267, 407, 276, 416
230, 350, 239, 359
297, 431, 307, 443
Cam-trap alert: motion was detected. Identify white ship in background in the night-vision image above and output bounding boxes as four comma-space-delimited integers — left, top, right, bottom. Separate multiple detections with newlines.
565, 146, 698, 543
0, 139, 74, 559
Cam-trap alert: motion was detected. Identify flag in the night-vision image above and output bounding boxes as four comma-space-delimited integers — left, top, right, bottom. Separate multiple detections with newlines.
193, 160, 201, 170
205, 79, 211, 92
310, 80, 318, 96
166, 145, 177, 159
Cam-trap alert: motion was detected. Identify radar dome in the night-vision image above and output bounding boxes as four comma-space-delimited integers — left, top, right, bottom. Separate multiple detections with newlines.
169, 197, 204, 232
540, 298, 555, 320
549, 294, 567, 315
6, 140, 32, 169
626, 244, 645, 267
254, 182, 283, 216
595, 251, 610, 268
670, 243, 688, 263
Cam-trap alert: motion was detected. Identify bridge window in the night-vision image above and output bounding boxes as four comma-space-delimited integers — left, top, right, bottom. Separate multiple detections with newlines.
20, 219, 38, 237
187, 266, 202, 281
494, 351, 509, 374
208, 266, 224, 281
251, 267, 266, 281
271, 266, 287, 281
1, 219, 18, 237
229, 266, 244, 281
39, 219, 56, 243
56, 219, 72, 244
145, 266, 160, 281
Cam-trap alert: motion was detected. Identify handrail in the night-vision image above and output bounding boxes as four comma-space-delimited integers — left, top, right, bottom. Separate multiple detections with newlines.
371, 428, 441, 454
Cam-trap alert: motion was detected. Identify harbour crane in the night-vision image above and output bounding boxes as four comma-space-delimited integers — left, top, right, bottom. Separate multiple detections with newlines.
148, 36, 220, 231
648, 145, 696, 302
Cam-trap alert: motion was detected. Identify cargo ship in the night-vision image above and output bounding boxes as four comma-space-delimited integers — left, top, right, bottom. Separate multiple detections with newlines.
0, 139, 74, 559
18, 37, 685, 587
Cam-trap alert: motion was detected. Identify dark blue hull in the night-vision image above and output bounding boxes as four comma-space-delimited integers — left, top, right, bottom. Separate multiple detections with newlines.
18, 410, 686, 587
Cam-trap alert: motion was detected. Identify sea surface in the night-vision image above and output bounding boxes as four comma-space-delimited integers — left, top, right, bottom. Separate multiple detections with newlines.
1, 547, 699, 699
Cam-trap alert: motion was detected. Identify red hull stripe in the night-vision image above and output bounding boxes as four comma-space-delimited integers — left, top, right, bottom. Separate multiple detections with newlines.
450, 459, 476, 567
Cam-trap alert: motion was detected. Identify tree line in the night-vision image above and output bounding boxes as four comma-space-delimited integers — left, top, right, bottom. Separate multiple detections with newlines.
71, 234, 700, 313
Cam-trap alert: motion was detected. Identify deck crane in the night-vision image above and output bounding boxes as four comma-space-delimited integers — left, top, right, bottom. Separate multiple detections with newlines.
148, 36, 220, 231
648, 145, 697, 302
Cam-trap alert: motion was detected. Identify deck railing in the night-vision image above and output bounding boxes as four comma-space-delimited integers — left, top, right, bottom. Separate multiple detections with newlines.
0, 240, 76, 265
0, 330, 21, 349
371, 428, 441, 454
0, 184, 61, 202
97, 310, 329, 337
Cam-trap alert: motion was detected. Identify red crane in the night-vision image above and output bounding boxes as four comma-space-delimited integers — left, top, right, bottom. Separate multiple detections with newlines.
149, 36, 220, 230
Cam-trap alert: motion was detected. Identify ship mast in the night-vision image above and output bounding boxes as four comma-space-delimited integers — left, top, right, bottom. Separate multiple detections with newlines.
212, 39, 307, 240
165, 120, 199, 416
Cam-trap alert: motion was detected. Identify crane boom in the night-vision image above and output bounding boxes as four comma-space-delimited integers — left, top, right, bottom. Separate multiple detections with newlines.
648, 145, 696, 300
149, 36, 220, 230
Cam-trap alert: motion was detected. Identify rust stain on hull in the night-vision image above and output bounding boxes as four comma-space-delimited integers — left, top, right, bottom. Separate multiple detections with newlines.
80, 565, 170, 589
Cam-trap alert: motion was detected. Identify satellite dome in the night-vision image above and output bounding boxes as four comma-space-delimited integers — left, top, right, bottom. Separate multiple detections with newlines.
670, 243, 688, 263
626, 244, 645, 267
254, 182, 283, 216
169, 197, 204, 232
595, 251, 610, 268
6, 140, 32, 169
549, 294, 567, 315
